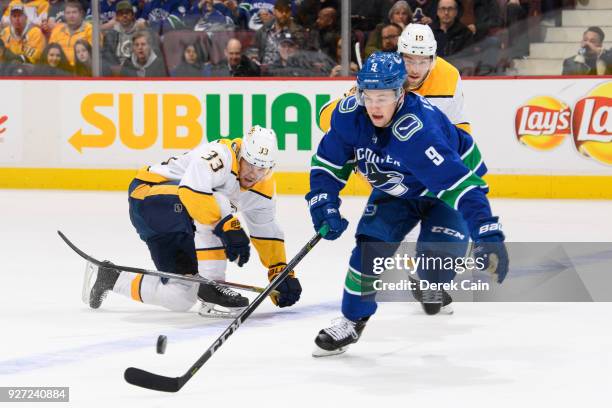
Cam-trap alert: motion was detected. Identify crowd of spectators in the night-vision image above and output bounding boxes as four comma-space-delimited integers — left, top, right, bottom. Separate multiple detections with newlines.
0, 0, 599, 78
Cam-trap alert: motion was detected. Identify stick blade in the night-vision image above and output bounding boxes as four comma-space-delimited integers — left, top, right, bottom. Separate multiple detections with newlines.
124, 367, 182, 392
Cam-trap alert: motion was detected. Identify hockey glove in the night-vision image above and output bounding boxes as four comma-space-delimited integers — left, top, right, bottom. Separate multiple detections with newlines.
472, 216, 509, 284
268, 264, 302, 308
305, 191, 348, 240
213, 215, 250, 267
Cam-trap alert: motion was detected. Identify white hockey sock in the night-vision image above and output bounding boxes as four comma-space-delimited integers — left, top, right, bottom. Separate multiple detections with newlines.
113, 272, 198, 312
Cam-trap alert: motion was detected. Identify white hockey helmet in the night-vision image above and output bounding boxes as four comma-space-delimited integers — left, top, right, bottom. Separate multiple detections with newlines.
398, 23, 437, 56
240, 125, 278, 169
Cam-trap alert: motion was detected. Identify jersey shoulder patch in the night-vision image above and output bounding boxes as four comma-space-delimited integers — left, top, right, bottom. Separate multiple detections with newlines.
392, 113, 423, 142
337, 95, 358, 114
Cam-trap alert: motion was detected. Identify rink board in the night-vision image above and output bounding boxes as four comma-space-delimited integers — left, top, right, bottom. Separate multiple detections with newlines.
0, 77, 610, 198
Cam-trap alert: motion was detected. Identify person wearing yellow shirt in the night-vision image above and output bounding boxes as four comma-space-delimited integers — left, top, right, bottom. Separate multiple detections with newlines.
0, 3, 46, 64
319, 23, 471, 135
1, 0, 49, 26
49, 0, 92, 66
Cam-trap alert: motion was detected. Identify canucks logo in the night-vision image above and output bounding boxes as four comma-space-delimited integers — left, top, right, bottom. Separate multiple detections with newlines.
364, 162, 408, 197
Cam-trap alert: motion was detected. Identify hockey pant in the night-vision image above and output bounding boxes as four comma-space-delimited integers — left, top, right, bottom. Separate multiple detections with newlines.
111, 179, 228, 311
342, 189, 469, 321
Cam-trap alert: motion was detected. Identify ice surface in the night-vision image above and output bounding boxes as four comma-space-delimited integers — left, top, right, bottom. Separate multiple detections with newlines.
1, 190, 611, 407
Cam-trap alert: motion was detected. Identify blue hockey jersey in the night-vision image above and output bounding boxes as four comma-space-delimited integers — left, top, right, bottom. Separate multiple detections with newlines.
310, 92, 493, 234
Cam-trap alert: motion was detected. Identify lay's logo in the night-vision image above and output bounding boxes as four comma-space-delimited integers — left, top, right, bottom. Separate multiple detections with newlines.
572, 82, 612, 165
515, 96, 571, 150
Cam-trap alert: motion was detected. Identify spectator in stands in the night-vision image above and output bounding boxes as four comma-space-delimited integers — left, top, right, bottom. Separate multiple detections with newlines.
171, 41, 206, 76
407, 0, 435, 25
0, 36, 31, 75
257, 5, 274, 27
267, 31, 334, 76
329, 35, 359, 77
100, 0, 123, 30
296, 0, 337, 30
137, 0, 189, 33
431, 0, 473, 58
208, 37, 260, 76
74, 37, 108, 76
241, 1, 273, 31
350, 0, 393, 32
32, 42, 72, 75
102, 0, 147, 67
42, 0, 65, 36
562, 26, 612, 76
189, 0, 235, 32
120, 29, 167, 76
49, 0, 92, 66
461, 0, 503, 74
0, 3, 45, 63
506, 0, 530, 59
312, 6, 338, 60
365, 22, 402, 57
254, 0, 305, 66
365, 1, 412, 57
2, 0, 49, 27
223, 0, 249, 30
73, 38, 90, 76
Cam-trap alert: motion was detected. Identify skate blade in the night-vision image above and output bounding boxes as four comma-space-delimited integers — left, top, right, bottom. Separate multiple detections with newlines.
81, 261, 98, 305
440, 304, 454, 315
198, 302, 245, 319
312, 344, 349, 358
420, 303, 454, 315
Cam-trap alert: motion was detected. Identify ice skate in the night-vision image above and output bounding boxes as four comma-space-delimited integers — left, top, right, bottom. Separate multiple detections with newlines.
312, 316, 368, 357
83, 261, 120, 309
198, 281, 249, 318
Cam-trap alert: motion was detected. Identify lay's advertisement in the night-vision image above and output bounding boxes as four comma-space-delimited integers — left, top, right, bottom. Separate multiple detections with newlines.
514, 81, 612, 166
0, 77, 610, 195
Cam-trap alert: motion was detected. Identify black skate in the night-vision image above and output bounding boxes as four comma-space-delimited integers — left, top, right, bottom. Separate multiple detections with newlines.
409, 276, 453, 315
312, 316, 369, 357
198, 281, 249, 318
84, 261, 120, 309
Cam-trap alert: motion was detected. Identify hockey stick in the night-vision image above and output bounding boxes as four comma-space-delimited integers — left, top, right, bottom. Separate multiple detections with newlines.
124, 224, 329, 392
57, 230, 274, 295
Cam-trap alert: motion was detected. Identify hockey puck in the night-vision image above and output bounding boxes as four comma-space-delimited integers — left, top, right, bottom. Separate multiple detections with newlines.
156, 335, 167, 354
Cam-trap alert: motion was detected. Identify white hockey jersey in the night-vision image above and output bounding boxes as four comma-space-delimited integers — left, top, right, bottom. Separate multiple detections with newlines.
131, 138, 286, 270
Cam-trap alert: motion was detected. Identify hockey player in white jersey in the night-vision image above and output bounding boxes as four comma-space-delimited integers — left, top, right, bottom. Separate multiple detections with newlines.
84, 126, 302, 317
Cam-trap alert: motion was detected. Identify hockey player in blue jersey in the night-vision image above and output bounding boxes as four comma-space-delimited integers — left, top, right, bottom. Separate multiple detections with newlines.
306, 52, 509, 357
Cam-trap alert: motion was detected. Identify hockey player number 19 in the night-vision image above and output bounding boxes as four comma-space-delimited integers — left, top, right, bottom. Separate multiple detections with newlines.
425, 146, 444, 166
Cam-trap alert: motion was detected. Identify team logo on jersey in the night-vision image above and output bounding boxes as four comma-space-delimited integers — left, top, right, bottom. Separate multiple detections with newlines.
364, 162, 408, 196
363, 204, 377, 217
392, 113, 423, 141
572, 82, 612, 165
515, 96, 571, 151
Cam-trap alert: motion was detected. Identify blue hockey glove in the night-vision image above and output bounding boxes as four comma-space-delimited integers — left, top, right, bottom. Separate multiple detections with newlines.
213, 215, 250, 267
305, 191, 348, 240
472, 216, 509, 284
268, 264, 302, 308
